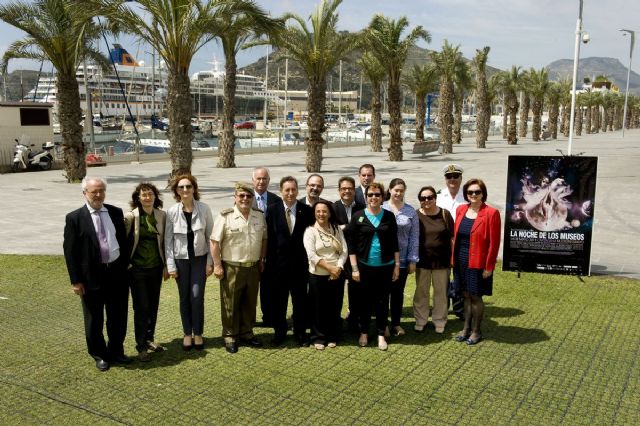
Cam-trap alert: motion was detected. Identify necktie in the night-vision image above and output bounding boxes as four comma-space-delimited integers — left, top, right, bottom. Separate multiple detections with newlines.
258, 194, 265, 211
95, 211, 110, 263
285, 207, 293, 234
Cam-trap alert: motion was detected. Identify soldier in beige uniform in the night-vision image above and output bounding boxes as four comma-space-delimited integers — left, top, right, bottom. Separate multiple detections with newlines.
211, 182, 267, 353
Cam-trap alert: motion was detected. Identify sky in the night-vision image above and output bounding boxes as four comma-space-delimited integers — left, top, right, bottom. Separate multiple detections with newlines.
1, 0, 639, 76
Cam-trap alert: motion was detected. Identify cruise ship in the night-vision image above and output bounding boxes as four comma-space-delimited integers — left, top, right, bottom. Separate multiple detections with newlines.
26, 45, 274, 121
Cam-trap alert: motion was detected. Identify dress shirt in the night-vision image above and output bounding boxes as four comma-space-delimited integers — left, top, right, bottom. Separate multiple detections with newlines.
382, 201, 419, 268
284, 201, 297, 230
87, 203, 120, 263
436, 188, 467, 221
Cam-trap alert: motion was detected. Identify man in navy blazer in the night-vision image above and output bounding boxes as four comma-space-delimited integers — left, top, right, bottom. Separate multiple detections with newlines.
354, 164, 376, 206
333, 176, 365, 331
63, 177, 130, 371
265, 176, 314, 346
252, 167, 281, 326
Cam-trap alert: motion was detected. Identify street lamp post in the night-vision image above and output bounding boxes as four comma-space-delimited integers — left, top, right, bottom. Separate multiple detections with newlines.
567, 0, 585, 156
620, 29, 635, 138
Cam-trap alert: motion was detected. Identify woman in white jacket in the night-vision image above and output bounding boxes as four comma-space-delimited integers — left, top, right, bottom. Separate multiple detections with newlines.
165, 174, 213, 351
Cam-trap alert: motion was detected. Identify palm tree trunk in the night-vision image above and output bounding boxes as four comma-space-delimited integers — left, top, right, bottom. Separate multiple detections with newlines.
370, 82, 382, 152
57, 72, 85, 182
507, 92, 519, 145
502, 101, 508, 139
306, 80, 326, 172
415, 93, 426, 142
475, 86, 488, 148
562, 103, 571, 137
167, 71, 193, 178
531, 98, 543, 141
218, 54, 237, 168
585, 106, 592, 134
387, 78, 403, 161
576, 106, 583, 136
439, 79, 454, 153
549, 102, 559, 139
452, 93, 463, 144
518, 95, 530, 137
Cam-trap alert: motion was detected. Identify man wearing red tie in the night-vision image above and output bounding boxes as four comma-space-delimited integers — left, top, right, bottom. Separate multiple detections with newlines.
63, 177, 130, 371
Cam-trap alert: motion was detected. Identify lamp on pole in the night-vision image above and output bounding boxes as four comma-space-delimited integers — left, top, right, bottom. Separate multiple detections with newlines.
620, 29, 635, 138
568, 0, 587, 156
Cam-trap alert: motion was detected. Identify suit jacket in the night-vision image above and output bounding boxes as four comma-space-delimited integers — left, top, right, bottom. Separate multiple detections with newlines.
252, 190, 281, 214
451, 203, 501, 271
265, 201, 314, 277
354, 186, 367, 206
333, 199, 365, 226
63, 204, 128, 291
124, 207, 167, 265
297, 196, 328, 206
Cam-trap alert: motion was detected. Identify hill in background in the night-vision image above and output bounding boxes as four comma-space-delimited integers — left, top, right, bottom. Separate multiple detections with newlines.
546, 57, 640, 94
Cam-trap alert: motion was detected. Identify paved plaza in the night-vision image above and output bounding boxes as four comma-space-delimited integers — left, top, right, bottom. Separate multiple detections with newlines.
0, 130, 638, 278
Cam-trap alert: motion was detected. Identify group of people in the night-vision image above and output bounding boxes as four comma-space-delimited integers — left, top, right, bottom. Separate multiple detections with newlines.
63, 162, 501, 371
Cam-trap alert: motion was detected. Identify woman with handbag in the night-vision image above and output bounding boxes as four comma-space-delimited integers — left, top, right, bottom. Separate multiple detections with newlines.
413, 186, 454, 334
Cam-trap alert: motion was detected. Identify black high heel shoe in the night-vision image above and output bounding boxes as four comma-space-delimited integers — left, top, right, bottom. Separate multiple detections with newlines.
454, 330, 470, 342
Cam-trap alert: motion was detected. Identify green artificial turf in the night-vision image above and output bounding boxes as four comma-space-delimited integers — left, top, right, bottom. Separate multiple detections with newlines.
0, 254, 638, 425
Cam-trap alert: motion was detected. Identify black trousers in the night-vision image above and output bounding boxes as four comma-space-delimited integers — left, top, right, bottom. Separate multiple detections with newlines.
271, 272, 309, 339
129, 265, 163, 352
80, 264, 129, 360
259, 270, 272, 325
357, 262, 393, 336
308, 274, 343, 344
389, 267, 409, 327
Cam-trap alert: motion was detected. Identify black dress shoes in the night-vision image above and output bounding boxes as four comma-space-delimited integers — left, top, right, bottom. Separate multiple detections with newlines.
111, 354, 133, 364
95, 358, 110, 372
240, 337, 263, 347
295, 335, 311, 347
225, 342, 238, 354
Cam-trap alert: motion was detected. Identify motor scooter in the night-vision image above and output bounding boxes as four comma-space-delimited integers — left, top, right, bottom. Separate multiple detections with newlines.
12, 139, 55, 172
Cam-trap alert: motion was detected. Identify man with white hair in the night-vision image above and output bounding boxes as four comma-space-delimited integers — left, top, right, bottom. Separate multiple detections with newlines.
63, 177, 130, 371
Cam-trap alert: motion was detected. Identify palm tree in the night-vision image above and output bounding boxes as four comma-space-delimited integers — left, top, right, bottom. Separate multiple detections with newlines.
1, 0, 109, 182
473, 46, 491, 148
365, 15, 430, 161
99, 0, 237, 178
556, 77, 572, 137
575, 93, 584, 136
214, 2, 283, 168
402, 63, 437, 143
518, 70, 531, 138
452, 61, 471, 144
358, 52, 386, 152
527, 67, 550, 142
495, 66, 523, 145
583, 91, 593, 134
274, 0, 359, 172
430, 40, 465, 153
545, 82, 562, 139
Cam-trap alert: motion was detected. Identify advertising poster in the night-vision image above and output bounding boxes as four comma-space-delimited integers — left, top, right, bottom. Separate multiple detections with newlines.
502, 155, 597, 275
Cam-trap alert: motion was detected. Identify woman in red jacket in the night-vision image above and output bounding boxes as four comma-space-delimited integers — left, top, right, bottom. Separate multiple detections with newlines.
451, 178, 501, 345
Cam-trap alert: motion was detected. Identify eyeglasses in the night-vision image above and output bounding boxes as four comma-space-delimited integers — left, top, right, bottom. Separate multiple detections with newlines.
445, 174, 461, 180
339, 187, 354, 191
177, 184, 193, 190
467, 190, 482, 196
236, 193, 253, 199
418, 195, 435, 202
367, 193, 382, 198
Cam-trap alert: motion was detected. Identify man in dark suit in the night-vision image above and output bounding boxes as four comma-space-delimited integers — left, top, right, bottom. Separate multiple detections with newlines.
252, 166, 281, 216
265, 176, 314, 346
354, 164, 376, 206
333, 176, 365, 332
298, 173, 327, 206
252, 166, 281, 326
63, 177, 130, 371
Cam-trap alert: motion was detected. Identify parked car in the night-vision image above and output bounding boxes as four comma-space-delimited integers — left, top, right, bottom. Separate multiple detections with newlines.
234, 121, 255, 129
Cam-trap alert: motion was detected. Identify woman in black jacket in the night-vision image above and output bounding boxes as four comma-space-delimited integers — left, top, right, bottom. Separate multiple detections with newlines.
348, 182, 400, 351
